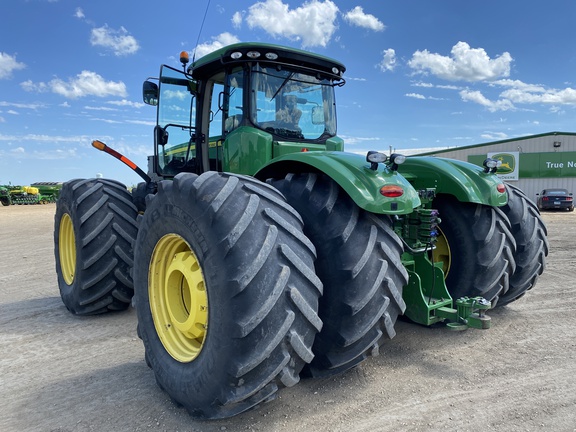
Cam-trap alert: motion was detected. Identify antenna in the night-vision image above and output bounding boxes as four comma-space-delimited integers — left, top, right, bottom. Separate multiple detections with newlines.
192, 0, 212, 64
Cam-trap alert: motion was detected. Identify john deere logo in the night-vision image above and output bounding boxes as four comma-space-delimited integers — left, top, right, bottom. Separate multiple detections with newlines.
492, 153, 515, 174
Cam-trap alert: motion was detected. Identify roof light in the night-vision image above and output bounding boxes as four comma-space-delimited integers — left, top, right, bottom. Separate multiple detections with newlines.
265, 52, 278, 60
332, 67, 339, 75
247, 51, 261, 59
230, 51, 243, 59
380, 185, 404, 198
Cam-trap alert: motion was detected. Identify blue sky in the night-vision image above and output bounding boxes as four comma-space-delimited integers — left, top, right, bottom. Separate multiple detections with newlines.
2, 0, 576, 186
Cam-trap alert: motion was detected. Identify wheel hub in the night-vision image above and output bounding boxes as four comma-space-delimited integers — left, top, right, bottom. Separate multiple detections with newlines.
59, 213, 76, 285
432, 226, 451, 277
150, 234, 208, 362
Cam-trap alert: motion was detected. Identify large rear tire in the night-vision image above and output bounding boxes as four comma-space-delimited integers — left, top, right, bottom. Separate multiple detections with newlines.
134, 172, 322, 419
432, 195, 516, 306
497, 184, 549, 306
54, 178, 138, 315
270, 173, 408, 377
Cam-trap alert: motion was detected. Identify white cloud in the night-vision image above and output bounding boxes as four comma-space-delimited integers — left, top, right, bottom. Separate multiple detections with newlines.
406, 93, 426, 100
497, 79, 576, 105
459, 89, 515, 112
500, 86, 576, 105
194, 33, 240, 59
232, 11, 243, 28
491, 79, 546, 93
408, 41, 512, 82
84, 106, 118, 111
338, 135, 382, 145
0, 52, 26, 79
458, 78, 576, 112
21, 71, 127, 99
377, 48, 396, 72
75, 8, 85, 19
345, 76, 367, 82
107, 99, 145, 108
90, 25, 140, 56
0, 133, 89, 143
437, 84, 461, 90
344, 6, 385, 31
126, 119, 156, 126
90, 117, 122, 124
413, 82, 433, 88
0, 101, 44, 110
4, 146, 79, 161
245, 0, 339, 47
162, 89, 189, 101
481, 131, 509, 140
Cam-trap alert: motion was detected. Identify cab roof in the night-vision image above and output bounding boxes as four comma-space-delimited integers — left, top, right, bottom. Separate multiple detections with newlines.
189, 42, 346, 81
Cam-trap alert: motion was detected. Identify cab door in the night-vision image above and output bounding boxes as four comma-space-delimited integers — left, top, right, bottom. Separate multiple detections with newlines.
155, 65, 198, 176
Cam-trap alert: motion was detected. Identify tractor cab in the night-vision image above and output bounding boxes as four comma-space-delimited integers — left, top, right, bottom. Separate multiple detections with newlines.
142, 43, 346, 179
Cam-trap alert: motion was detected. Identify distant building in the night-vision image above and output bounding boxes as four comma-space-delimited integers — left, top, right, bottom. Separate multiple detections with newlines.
416, 131, 576, 203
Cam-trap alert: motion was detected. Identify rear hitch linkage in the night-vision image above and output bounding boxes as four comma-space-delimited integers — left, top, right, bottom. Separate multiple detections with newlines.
397, 188, 492, 330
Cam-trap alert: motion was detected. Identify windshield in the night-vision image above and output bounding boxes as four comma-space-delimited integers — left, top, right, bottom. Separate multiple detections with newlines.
250, 65, 337, 141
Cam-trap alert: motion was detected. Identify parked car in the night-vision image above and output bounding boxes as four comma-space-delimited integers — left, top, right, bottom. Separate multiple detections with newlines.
537, 188, 574, 211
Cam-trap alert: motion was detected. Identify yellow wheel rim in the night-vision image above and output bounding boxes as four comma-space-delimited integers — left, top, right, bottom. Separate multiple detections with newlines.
59, 213, 76, 285
149, 234, 208, 363
432, 226, 451, 278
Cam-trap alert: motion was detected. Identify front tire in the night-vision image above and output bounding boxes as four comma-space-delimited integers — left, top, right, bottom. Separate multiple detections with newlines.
134, 172, 322, 419
54, 178, 138, 315
432, 195, 516, 306
270, 173, 408, 377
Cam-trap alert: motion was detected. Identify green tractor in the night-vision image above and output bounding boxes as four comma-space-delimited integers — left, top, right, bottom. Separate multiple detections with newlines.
53, 43, 548, 419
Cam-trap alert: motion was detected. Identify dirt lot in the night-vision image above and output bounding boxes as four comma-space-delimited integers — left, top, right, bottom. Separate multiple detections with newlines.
1, 204, 575, 432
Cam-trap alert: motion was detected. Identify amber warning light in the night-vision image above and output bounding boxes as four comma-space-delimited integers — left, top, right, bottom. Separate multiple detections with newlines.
180, 51, 190, 68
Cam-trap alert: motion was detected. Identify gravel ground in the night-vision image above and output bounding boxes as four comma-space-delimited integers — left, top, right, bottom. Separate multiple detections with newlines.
1, 203, 575, 432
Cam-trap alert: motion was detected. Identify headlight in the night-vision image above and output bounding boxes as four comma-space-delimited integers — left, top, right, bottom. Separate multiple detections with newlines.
366, 151, 387, 164
390, 153, 406, 165
483, 158, 502, 173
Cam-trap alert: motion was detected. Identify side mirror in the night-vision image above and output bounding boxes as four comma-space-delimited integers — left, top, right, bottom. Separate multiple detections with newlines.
143, 81, 159, 106
311, 106, 324, 125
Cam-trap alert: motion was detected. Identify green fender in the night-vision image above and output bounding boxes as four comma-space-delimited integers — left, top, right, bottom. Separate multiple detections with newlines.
255, 151, 421, 215
398, 156, 507, 206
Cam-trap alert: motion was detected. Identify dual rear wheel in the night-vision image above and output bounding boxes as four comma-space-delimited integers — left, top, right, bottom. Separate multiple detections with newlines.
432, 186, 548, 307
